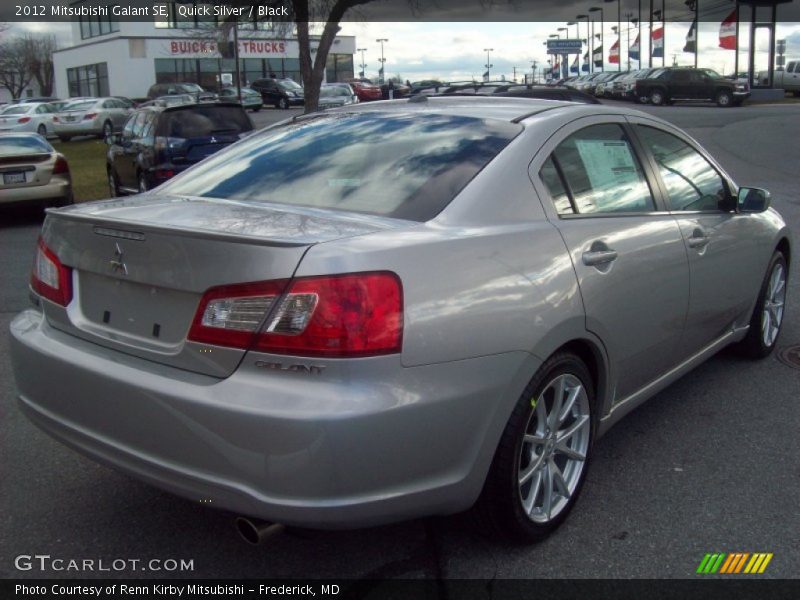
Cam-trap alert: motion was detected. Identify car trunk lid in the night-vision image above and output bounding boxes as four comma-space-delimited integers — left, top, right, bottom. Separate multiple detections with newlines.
39, 195, 398, 378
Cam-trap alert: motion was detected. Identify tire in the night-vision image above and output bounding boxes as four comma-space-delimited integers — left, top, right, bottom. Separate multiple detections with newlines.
475, 352, 595, 543
138, 173, 148, 194
278, 97, 289, 109
107, 168, 120, 197
53, 191, 74, 207
736, 252, 788, 359
101, 120, 113, 139
58, 135, 71, 143
37, 124, 47, 137
650, 89, 666, 106
716, 90, 733, 107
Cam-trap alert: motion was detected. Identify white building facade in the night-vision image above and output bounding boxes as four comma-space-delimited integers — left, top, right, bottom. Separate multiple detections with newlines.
52, 1, 356, 99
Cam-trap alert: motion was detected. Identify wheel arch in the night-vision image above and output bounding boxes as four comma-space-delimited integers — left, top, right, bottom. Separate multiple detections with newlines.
552, 338, 610, 424
776, 236, 791, 268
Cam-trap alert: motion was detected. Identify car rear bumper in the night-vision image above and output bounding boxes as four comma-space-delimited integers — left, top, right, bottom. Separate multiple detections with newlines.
0, 179, 71, 205
54, 120, 101, 135
10, 309, 532, 528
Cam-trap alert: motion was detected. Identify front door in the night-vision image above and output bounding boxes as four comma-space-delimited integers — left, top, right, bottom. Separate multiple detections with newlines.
631, 122, 762, 358
534, 119, 690, 401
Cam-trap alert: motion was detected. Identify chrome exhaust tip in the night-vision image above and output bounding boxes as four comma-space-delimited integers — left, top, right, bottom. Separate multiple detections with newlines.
235, 517, 285, 545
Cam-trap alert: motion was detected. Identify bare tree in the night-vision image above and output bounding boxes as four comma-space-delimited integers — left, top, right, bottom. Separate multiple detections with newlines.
0, 37, 34, 100
22, 33, 58, 97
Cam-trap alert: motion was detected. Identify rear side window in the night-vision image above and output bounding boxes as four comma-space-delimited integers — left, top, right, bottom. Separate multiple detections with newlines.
543, 124, 655, 214
159, 113, 521, 221
155, 106, 252, 139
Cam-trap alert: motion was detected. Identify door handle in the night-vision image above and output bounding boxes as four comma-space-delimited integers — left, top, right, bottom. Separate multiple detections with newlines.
582, 249, 618, 266
687, 228, 710, 249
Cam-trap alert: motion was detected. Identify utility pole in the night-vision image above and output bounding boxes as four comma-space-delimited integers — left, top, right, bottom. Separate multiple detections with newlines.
484, 48, 494, 80
376, 38, 388, 83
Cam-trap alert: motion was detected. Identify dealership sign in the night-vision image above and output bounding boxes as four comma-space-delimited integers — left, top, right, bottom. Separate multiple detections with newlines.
546, 39, 584, 54
168, 40, 289, 57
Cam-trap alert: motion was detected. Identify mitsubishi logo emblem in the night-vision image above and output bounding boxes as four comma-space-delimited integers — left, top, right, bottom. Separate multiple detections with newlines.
109, 243, 128, 275
210, 136, 217, 143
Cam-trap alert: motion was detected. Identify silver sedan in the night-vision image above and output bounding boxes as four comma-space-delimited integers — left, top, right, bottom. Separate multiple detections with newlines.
0, 102, 57, 137
53, 97, 132, 141
10, 97, 791, 543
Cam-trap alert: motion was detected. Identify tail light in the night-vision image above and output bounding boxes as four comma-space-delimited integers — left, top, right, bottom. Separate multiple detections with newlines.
83, 112, 98, 120
154, 168, 175, 180
18, 117, 31, 124
188, 272, 403, 357
31, 238, 72, 306
52, 156, 70, 175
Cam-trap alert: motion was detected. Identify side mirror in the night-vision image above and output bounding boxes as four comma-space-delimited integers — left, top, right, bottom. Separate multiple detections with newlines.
737, 186, 771, 213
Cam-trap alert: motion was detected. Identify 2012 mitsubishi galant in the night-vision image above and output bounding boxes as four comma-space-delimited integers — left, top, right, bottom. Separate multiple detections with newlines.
10, 97, 791, 542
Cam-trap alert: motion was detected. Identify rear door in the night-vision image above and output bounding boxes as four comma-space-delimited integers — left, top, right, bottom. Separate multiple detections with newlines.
670, 70, 692, 98
630, 120, 763, 358
532, 117, 690, 402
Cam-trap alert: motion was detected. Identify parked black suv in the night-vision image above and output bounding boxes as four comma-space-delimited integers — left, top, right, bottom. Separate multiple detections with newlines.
250, 78, 305, 108
106, 102, 253, 195
635, 67, 749, 107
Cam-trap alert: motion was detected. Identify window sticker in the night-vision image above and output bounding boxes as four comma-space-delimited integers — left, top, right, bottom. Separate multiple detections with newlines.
575, 139, 638, 191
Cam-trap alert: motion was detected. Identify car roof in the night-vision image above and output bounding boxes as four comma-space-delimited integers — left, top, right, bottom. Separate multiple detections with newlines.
324, 95, 647, 123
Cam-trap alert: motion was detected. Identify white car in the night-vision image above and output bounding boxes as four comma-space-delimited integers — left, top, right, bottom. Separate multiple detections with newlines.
317, 84, 358, 109
0, 103, 57, 138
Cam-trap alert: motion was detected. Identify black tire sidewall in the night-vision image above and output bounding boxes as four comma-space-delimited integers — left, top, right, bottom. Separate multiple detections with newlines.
478, 352, 596, 542
740, 251, 788, 358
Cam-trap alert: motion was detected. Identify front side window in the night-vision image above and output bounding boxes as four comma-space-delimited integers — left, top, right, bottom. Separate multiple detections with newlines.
635, 125, 728, 212
543, 123, 655, 214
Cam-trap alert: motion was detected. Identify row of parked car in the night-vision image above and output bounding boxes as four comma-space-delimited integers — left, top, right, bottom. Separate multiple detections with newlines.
554, 66, 750, 107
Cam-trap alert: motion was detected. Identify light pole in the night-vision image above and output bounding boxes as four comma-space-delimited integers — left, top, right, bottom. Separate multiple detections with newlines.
357, 47, 367, 78
376, 38, 388, 83
589, 7, 604, 72
626, 13, 634, 71
577, 15, 588, 73
605, 0, 621, 71
484, 48, 494, 81
531, 60, 538, 83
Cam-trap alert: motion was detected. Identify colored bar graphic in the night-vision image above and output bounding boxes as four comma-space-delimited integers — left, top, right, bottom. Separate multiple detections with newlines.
699, 552, 773, 575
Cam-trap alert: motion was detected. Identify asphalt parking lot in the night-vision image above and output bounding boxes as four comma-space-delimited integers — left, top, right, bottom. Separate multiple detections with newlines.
1, 100, 799, 580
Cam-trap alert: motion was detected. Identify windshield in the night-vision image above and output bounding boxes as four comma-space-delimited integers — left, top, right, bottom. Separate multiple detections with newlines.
160, 112, 522, 221
0, 135, 53, 154
180, 84, 204, 93
278, 79, 302, 91
1, 105, 31, 115
63, 100, 97, 111
703, 69, 723, 79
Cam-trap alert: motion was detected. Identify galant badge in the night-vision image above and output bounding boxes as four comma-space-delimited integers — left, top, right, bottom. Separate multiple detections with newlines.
109, 243, 128, 275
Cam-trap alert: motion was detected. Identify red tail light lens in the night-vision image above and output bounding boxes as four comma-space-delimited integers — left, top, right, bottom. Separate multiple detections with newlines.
188, 272, 403, 357
52, 156, 70, 175
18, 117, 31, 124
83, 112, 98, 120
31, 238, 72, 306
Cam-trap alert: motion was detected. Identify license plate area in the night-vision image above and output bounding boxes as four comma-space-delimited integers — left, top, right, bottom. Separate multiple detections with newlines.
3, 171, 26, 185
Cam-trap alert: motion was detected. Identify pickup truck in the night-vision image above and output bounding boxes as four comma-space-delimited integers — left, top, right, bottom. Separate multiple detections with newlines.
635, 67, 749, 107
758, 60, 800, 95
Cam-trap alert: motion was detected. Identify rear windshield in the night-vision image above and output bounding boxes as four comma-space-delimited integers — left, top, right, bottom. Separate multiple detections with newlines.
0, 135, 53, 154
156, 105, 253, 138
320, 86, 350, 97
63, 100, 97, 111
1, 105, 31, 115
159, 112, 522, 221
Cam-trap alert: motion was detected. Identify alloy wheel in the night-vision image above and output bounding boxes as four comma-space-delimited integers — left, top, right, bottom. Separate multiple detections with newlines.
761, 262, 786, 348
518, 373, 591, 524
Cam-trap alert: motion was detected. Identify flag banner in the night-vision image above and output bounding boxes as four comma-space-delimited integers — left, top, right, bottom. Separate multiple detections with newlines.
552, 61, 560, 75
652, 27, 664, 57
570, 55, 579, 73
720, 9, 737, 50
582, 50, 590, 71
609, 38, 620, 64
630, 33, 641, 61
684, 21, 696, 53
593, 45, 603, 67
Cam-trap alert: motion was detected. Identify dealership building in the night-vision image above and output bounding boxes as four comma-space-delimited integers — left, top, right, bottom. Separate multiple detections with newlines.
52, 2, 356, 99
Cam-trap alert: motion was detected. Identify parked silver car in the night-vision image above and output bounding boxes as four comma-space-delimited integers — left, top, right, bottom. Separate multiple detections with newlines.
10, 97, 791, 542
53, 97, 132, 141
0, 133, 73, 207
0, 102, 57, 137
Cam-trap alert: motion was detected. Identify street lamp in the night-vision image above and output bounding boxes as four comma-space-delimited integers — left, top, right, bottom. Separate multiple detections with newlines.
376, 38, 388, 83
356, 47, 367, 79
484, 48, 494, 81
605, 0, 621, 71
589, 6, 604, 72
577, 15, 588, 73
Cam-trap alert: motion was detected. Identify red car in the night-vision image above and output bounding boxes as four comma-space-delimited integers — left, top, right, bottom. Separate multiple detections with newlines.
346, 79, 383, 102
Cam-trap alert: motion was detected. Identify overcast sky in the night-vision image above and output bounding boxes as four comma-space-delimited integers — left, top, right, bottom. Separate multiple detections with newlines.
9, 19, 800, 82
